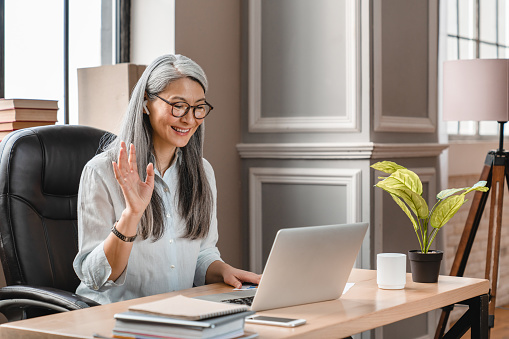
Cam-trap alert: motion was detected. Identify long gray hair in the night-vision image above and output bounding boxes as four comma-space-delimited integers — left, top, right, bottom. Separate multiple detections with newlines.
103, 54, 213, 241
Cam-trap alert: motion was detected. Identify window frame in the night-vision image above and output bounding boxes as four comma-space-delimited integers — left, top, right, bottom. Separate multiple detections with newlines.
0, 0, 130, 124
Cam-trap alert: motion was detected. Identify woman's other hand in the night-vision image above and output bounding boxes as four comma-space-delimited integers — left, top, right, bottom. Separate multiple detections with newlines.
112, 141, 155, 216
206, 261, 262, 289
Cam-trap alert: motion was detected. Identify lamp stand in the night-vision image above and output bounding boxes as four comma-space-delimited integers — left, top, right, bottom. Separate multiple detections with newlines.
435, 121, 508, 338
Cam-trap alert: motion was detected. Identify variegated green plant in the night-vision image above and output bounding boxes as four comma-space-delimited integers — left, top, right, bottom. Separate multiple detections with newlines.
371, 161, 489, 254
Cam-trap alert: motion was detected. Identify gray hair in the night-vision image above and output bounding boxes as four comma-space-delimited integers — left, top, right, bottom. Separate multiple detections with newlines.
102, 54, 213, 241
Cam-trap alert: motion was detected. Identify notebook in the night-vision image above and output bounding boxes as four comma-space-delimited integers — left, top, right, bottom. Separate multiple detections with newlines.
196, 222, 369, 311
113, 309, 255, 339
128, 295, 249, 320
114, 295, 255, 339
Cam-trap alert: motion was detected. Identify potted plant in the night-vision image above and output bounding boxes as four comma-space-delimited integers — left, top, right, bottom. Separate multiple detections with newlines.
371, 161, 489, 283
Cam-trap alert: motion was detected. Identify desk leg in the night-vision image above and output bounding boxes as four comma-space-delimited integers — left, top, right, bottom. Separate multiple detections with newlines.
469, 294, 489, 339
442, 294, 489, 339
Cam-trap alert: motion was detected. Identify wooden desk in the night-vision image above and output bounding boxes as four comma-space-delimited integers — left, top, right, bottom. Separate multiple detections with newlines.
0, 269, 489, 339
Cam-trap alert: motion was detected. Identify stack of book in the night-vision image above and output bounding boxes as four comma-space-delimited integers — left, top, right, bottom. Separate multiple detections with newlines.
0, 99, 58, 141
112, 295, 257, 339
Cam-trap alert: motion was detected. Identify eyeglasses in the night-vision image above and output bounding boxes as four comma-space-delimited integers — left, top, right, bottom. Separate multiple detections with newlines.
151, 93, 213, 119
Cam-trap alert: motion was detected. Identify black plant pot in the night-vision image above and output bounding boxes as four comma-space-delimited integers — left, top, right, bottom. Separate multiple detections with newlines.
408, 250, 443, 283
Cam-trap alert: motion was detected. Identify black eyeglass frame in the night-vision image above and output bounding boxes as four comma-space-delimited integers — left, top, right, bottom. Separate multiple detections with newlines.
150, 93, 214, 120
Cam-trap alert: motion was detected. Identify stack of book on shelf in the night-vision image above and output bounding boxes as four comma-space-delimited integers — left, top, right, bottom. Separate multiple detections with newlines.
0, 98, 58, 141
112, 295, 257, 339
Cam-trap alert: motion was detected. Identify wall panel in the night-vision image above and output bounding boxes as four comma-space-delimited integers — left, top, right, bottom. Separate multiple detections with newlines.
247, 0, 361, 134
240, 0, 442, 337
249, 167, 361, 272
373, 0, 438, 136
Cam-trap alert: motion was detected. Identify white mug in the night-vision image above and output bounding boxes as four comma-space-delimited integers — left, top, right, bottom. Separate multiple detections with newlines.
377, 253, 407, 289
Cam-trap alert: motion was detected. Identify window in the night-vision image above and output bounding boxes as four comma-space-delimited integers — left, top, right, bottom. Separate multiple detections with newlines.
4, 0, 65, 121
446, 0, 509, 138
1, 0, 122, 125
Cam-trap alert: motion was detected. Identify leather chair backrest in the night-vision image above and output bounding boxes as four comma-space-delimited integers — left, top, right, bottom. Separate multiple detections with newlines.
0, 125, 110, 292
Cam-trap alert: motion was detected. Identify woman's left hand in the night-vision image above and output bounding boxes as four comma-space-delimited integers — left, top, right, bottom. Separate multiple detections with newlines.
206, 261, 261, 289
222, 266, 261, 289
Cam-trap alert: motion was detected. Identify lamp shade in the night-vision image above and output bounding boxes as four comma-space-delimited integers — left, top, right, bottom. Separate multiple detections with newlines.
443, 59, 509, 122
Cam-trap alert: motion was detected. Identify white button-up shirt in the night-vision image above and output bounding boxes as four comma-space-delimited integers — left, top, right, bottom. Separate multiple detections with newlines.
73, 151, 222, 304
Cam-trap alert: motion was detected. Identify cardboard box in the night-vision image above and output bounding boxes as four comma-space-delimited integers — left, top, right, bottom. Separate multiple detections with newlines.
78, 63, 146, 134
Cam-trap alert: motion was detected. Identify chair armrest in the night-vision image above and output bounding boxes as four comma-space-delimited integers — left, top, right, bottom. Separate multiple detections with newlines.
0, 285, 100, 321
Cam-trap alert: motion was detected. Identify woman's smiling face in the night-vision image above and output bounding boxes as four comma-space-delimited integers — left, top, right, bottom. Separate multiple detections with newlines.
147, 77, 206, 156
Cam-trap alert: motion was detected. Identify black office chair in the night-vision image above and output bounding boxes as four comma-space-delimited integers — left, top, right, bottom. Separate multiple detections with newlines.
0, 125, 111, 321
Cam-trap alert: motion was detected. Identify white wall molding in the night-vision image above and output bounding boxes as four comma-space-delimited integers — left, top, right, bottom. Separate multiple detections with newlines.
238, 142, 374, 159
373, 116, 436, 133
370, 143, 448, 159
248, 167, 362, 273
373, 0, 438, 133
247, 0, 361, 133
237, 142, 448, 159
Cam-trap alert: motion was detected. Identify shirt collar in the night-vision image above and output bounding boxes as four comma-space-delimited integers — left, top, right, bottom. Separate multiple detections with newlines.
150, 148, 182, 177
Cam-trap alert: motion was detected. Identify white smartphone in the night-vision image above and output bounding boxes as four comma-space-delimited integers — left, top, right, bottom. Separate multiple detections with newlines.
245, 315, 306, 327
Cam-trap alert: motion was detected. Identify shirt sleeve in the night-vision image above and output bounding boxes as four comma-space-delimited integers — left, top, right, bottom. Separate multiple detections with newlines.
194, 159, 223, 286
73, 159, 127, 292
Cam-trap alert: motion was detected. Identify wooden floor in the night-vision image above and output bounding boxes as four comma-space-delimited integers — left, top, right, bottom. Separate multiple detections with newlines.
489, 306, 509, 339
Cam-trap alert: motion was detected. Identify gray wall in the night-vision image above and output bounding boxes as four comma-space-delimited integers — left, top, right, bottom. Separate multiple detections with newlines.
238, 1, 443, 338
175, 0, 443, 338
175, 0, 243, 267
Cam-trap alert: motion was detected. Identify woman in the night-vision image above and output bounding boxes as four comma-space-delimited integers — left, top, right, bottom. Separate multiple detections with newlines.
73, 54, 260, 304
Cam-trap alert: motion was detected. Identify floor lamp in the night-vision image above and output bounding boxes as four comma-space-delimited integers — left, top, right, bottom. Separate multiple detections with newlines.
435, 59, 509, 338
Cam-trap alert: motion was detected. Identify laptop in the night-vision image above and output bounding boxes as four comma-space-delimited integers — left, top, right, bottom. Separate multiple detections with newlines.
196, 222, 368, 311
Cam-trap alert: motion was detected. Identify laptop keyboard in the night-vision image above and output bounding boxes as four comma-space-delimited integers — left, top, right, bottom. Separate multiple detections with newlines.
221, 296, 254, 305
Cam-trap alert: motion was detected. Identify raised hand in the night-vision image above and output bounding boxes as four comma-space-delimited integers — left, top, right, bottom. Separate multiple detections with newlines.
112, 142, 155, 217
